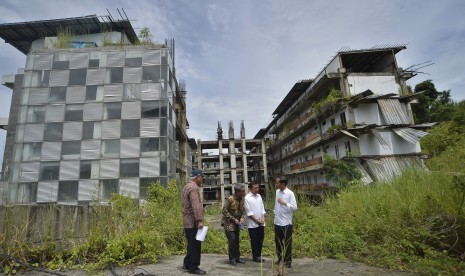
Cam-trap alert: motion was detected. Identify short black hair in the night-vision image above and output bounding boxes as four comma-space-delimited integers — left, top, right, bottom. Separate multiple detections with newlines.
278, 176, 288, 185
248, 182, 260, 189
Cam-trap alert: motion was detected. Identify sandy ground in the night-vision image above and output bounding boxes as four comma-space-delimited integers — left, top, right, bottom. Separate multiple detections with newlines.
11, 253, 419, 276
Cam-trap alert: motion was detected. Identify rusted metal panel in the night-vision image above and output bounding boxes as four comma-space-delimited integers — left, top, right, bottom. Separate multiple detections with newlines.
378, 99, 409, 124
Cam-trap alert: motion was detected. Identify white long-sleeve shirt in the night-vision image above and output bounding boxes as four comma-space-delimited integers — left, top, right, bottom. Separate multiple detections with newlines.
273, 187, 297, 226
244, 192, 266, 228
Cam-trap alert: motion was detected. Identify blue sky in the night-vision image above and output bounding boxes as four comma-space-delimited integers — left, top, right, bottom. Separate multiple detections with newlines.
0, 0, 464, 165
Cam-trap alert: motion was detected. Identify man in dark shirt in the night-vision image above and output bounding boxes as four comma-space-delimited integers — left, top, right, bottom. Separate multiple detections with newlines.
182, 169, 207, 275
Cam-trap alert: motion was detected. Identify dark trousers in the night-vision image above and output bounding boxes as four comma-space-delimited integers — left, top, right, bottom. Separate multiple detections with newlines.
184, 228, 201, 270
248, 226, 265, 259
225, 230, 241, 260
274, 224, 293, 264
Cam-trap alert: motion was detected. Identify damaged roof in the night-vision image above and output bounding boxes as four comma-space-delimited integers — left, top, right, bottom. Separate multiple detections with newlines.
0, 15, 139, 54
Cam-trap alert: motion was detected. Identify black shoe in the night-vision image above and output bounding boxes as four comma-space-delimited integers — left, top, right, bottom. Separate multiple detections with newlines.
182, 265, 189, 270
229, 259, 237, 265
253, 257, 265, 263
189, 268, 206, 275
236, 259, 245, 264
285, 262, 292, 268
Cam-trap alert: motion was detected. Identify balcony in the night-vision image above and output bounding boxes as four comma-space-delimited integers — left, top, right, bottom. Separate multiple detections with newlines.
289, 157, 323, 174
291, 133, 321, 152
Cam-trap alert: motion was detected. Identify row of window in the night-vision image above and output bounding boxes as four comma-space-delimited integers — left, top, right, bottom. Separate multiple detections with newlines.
13, 177, 166, 203
20, 137, 169, 161
20, 101, 170, 123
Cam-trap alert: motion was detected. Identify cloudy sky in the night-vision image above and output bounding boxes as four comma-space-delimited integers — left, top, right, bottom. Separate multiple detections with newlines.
0, 0, 464, 165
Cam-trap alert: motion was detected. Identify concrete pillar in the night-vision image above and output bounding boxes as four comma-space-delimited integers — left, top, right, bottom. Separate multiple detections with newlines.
197, 139, 203, 202
241, 121, 248, 193
229, 122, 237, 190
261, 138, 269, 198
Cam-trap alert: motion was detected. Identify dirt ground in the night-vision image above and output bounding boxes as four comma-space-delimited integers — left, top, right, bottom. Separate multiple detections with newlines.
11, 253, 419, 276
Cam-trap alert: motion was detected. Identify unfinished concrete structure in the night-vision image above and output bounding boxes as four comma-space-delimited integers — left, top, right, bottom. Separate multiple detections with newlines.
0, 15, 189, 205
255, 45, 427, 195
196, 121, 268, 206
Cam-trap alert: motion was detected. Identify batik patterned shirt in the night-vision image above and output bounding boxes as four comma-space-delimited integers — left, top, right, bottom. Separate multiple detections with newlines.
222, 194, 245, 232
182, 181, 204, 228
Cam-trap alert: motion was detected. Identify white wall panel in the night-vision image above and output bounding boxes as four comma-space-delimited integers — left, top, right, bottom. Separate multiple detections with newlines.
33, 54, 53, 70
86, 68, 105, 85
37, 181, 58, 202
23, 124, 44, 142
28, 88, 49, 105
106, 52, 125, 67
140, 157, 160, 177
70, 53, 89, 69
348, 75, 400, 96
119, 178, 139, 198
123, 67, 142, 83
122, 102, 141, 119
120, 138, 140, 158
142, 50, 161, 65
83, 103, 103, 120
41, 142, 61, 161
78, 180, 99, 201
45, 104, 65, 122
49, 70, 70, 86
141, 83, 160, 100
66, 86, 86, 103
101, 121, 121, 139
104, 84, 123, 102
60, 161, 80, 180
20, 162, 39, 182
100, 159, 119, 178
80, 140, 101, 159
62, 122, 83, 140
140, 118, 160, 137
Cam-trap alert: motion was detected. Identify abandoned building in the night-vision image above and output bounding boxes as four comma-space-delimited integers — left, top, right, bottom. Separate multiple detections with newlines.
254, 45, 428, 195
0, 15, 190, 205
195, 121, 268, 206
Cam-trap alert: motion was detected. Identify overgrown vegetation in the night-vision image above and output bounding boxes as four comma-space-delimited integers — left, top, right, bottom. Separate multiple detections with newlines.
323, 154, 362, 188
311, 88, 343, 115
52, 28, 74, 49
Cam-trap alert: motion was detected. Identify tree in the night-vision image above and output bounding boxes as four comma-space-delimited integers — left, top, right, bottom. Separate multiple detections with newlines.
412, 80, 454, 124
139, 27, 153, 45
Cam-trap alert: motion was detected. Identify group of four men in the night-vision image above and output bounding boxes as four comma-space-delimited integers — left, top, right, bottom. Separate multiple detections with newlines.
182, 169, 298, 275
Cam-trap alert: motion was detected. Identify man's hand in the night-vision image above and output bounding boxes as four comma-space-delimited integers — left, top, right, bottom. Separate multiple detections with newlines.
198, 221, 204, 229
278, 198, 287, 205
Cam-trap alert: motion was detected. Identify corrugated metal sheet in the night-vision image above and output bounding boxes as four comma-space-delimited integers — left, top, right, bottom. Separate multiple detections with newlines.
33, 54, 53, 70
49, 70, 70, 87
122, 102, 141, 119
20, 162, 39, 182
66, 86, 86, 103
28, 88, 49, 105
339, 129, 359, 140
86, 68, 105, 85
80, 140, 100, 159
142, 50, 161, 65
41, 142, 61, 161
141, 83, 160, 100
37, 181, 58, 202
140, 157, 160, 177
120, 139, 140, 158
69, 52, 89, 69
370, 129, 391, 150
83, 103, 103, 120
45, 104, 65, 122
123, 67, 142, 83
78, 180, 99, 201
392, 127, 428, 144
106, 52, 125, 67
101, 121, 121, 139
23, 124, 44, 142
140, 118, 160, 137
104, 84, 123, 102
119, 178, 139, 198
354, 159, 373, 184
100, 159, 119, 178
62, 122, 82, 140
378, 99, 409, 124
365, 156, 426, 183
59, 160, 79, 180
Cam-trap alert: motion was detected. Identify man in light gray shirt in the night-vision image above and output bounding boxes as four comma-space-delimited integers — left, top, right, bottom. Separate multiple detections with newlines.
274, 176, 297, 268
244, 182, 266, 263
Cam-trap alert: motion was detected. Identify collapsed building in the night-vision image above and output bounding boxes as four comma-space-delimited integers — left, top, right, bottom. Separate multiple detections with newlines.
255, 45, 428, 194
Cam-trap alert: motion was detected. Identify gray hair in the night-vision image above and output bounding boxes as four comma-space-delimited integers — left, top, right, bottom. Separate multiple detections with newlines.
234, 183, 245, 192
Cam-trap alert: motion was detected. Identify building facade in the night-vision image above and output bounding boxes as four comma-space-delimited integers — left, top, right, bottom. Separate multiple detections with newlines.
196, 121, 268, 206
255, 46, 428, 194
0, 16, 189, 205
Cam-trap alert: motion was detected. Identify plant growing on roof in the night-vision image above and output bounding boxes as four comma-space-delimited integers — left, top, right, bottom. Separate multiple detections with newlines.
139, 27, 153, 45
52, 28, 74, 49
311, 88, 343, 115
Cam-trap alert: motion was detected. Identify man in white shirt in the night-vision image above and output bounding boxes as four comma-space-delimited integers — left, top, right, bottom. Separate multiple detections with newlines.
244, 182, 266, 263
274, 176, 297, 268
